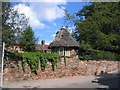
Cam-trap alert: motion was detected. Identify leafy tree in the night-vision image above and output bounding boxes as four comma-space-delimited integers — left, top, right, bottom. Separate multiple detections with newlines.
64, 2, 120, 54
2, 2, 28, 46
19, 26, 37, 52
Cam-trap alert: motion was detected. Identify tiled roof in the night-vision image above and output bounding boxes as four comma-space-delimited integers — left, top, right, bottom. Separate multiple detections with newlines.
36, 44, 50, 51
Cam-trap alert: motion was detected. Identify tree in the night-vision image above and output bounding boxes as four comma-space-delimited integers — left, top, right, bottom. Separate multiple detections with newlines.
64, 2, 120, 54
2, 2, 28, 46
0, 4, 1, 48
63, 9, 76, 27
19, 26, 37, 52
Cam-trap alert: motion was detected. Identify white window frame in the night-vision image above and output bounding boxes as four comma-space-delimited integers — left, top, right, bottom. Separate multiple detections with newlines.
59, 47, 64, 56
65, 48, 70, 56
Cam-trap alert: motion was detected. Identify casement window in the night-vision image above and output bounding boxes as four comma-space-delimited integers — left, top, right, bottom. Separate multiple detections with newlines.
20, 48, 23, 51
59, 47, 70, 56
59, 47, 64, 56
65, 48, 70, 56
52, 47, 70, 56
51, 48, 59, 53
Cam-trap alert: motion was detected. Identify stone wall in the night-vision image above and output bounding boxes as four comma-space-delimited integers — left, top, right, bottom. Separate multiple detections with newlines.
3, 56, 119, 83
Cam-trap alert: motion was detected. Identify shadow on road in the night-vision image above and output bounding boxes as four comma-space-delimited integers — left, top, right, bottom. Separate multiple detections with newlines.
92, 71, 120, 89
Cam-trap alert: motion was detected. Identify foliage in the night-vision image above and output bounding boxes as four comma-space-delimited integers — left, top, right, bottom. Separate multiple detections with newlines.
92, 50, 120, 60
64, 9, 76, 27
79, 42, 120, 60
78, 40, 120, 60
64, 56, 66, 66
19, 26, 37, 52
77, 2, 120, 52
78, 40, 93, 60
14, 52, 59, 74
79, 40, 93, 52
2, 2, 28, 46
64, 2, 120, 54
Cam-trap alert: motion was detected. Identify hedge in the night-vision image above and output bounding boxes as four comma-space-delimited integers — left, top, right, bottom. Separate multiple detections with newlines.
79, 49, 120, 60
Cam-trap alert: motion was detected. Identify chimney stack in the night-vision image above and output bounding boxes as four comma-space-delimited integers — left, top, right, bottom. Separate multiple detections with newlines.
41, 40, 45, 45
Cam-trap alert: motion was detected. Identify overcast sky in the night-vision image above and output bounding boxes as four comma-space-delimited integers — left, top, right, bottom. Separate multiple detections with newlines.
13, 1, 89, 44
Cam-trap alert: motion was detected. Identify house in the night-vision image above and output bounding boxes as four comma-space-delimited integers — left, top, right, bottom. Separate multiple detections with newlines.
48, 27, 79, 56
13, 45, 24, 53
4, 44, 24, 53
36, 40, 51, 53
5, 40, 50, 53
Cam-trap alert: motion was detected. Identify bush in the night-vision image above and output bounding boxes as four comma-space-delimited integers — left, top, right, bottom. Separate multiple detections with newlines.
90, 50, 117, 60
115, 54, 120, 61
80, 55, 92, 60
78, 40, 120, 60
79, 49, 120, 60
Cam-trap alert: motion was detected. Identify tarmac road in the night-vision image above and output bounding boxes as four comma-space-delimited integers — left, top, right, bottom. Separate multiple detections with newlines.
2, 69, 120, 89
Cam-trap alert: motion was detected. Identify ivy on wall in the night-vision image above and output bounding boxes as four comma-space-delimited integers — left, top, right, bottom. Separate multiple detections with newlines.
5, 51, 59, 74
64, 56, 66, 66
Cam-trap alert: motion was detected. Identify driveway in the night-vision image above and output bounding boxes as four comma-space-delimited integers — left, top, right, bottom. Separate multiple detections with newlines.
3, 69, 120, 89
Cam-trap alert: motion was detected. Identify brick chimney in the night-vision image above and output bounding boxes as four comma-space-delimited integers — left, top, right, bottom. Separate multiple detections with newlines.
41, 40, 45, 45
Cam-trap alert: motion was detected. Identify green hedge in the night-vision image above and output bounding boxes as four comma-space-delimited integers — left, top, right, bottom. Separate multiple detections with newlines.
79, 40, 120, 60
90, 50, 119, 60
79, 50, 120, 60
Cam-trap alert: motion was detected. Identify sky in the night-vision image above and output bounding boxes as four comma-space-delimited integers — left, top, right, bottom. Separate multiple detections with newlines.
13, 1, 90, 44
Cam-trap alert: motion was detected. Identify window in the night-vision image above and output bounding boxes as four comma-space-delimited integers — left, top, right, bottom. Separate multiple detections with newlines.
15, 47, 18, 50
20, 48, 23, 51
52, 47, 70, 56
65, 48, 70, 56
52, 48, 59, 53
59, 47, 64, 56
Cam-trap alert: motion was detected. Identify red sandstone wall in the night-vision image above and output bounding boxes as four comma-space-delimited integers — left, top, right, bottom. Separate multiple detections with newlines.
3, 56, 119, 83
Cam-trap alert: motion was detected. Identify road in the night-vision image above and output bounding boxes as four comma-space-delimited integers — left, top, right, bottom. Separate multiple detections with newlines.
2, 69, 120, 89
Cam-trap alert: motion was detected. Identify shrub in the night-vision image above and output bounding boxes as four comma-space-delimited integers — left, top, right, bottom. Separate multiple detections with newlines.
79, 48, 120, 60
90, 50, 117, 60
